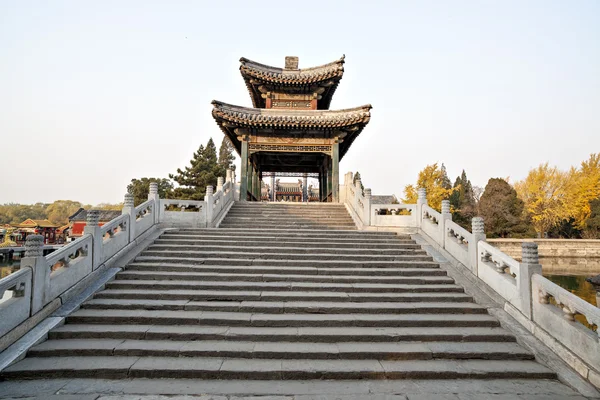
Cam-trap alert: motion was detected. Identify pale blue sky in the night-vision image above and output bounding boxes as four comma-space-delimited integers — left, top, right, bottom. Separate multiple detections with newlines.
1, 1, 599, 204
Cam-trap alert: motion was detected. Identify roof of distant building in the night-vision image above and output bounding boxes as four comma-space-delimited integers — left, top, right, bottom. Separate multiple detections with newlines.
14, 219, 60, 228
68, 208, 122, 222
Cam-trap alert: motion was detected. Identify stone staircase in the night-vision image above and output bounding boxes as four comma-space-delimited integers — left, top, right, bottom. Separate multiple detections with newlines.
2, 203, 558, 382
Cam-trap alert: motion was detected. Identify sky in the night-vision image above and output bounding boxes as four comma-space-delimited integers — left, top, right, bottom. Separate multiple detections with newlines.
1, 0, 599, 205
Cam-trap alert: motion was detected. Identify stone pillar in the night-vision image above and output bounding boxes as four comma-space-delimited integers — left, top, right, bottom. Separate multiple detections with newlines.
148, 182, 160, 224
226, 169, 233, 184
416, 188, 427, 228
123, 193, 136, 242
217, 177, 224, 193
520, 242, 542, 319
440, 200, 452, 247
468, 217, 486, 276
205, 185, 214, 226
21, 235, 48, 314
327, 158, 333, 202
83, 210, 102, 270
270, 175, 276, 202
364, 188, 372, 226
332, 142, 339, 203
240, 138, 249, 201
302, 173, 308, 203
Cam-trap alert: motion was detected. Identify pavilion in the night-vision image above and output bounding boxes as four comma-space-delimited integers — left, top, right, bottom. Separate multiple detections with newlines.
211, 55, 371, 202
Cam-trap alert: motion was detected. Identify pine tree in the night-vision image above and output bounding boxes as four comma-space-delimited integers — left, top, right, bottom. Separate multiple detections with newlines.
479, 178, 534, 238
218, 137, 236, 173
449, 170, 477, 229
169, 138, 222, 200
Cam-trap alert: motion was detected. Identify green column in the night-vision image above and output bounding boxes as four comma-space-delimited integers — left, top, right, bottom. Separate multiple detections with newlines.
332, 142, 339, 203
327, 158, 332, 202
240, 140, 249, 201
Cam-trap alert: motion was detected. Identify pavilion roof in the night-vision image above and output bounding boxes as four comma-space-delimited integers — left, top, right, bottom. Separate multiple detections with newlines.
211, 101, 371, 160
15, 219, 59, 228
239, 56, 345, 109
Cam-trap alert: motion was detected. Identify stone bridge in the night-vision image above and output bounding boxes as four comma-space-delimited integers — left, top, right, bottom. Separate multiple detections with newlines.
0, 172, 599, 399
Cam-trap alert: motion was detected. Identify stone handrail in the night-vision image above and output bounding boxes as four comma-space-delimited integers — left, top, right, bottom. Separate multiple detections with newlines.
343, 172, 371, 227
533, 274, 600, 376
0, 268, 32, 337
371, 204, 417, 227
0, 170, 234, 351
342, 172, 600, 386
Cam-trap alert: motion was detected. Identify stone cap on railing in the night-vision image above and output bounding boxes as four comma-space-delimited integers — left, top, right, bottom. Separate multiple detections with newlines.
124, 193, 134, 208
472, 217, 485, 234
86, 210, 100, 227
522, 242, 539, 264
24, 235, 44, 257
441, 200, 450, 214
149, 182, 158, 195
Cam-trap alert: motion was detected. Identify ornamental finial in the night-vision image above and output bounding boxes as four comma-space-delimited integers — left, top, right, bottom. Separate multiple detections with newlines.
522, 242, 539, 264
149, 182, 158, 195
124, 193, 134, 208
417, 188, 426, 201
441, 200, 450, 214
472, 217, 485, 234
86, 210, 100, 227
24, 234, 44, 257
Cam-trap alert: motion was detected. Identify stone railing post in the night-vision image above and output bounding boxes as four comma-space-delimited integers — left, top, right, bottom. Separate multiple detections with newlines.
416, 188, 427, 228
440, 200, 452, 246
20, 235, 48, 314
122, 193, 136, 242
205, 185, 214, 226
469, 217, 486, 276
226, 169, 233, 184
148, 182, 160, 224
83, 210, 102, 270
520, 242, 542, 319
217, 177, 224, 193
364, 188, 372, 226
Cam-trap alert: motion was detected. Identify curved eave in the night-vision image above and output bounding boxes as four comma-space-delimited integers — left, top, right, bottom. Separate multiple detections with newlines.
211, 100, 371, 160
239, 56, 345, 109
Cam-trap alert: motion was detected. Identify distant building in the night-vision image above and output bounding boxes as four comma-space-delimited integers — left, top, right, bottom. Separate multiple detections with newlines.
68, 208, 122, 240
13, 219, 60, 244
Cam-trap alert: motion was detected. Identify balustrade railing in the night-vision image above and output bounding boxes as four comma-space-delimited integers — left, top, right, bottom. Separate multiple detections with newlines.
0, 170, 235, 350
342, 173, 600, 385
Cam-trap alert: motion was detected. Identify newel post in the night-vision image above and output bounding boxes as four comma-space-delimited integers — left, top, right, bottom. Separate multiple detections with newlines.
20, 235, 48, 314
226, 169, 233, 184
148, 182, 160, 225
217, 177, 224, 193
440, 200, 452, 247
83, 210, 102, 270
416, 188, 427, 228
123, 193, 136, 242
520, 242, 542, 319
205, 185, 214, 227
364, 188, 372, 226
470, 217, 486, 276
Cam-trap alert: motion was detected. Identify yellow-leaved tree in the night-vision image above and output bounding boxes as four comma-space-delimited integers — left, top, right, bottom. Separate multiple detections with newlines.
569, 153, 600, 229
514, 163, 573, 236
403, 163, 457, 211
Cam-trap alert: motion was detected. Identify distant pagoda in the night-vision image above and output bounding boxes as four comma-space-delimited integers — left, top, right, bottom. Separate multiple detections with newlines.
212, 55, 371, 202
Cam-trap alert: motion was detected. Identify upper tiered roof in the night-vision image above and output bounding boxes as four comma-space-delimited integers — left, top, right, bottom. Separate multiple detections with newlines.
240, 56, 345, 109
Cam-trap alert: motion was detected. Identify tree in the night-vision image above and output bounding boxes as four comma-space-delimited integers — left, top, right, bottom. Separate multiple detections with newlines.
569, 153, 600, 229
584, 198, 600, 238
403, 163, 458, 211
449, 170, 476, 229
45, 200, 84, 225
479, 178, 534, 238
0, 203, 48, 225
218, 137, 236, 173
127, 178, 174, 206
169, 138, 222, 200
514, 163, 573, 237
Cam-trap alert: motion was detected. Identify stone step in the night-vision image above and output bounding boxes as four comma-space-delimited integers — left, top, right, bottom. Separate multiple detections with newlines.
49, 324, 518, 343
116, 270, 452, 284
153, 238, 421, 249
160, 233, 410, 243
223, 214, 355, 220
171, 228, 393, 237
138, 250, 434, 263
105, 280, 463, 293
66, 309, 498, 327
27, 339, 534, 360
81, 299, 487, 314
146, 244, 427, 256
125, 263, 448, 276
1, 357, 556, 380
133, 256, 438, 268
218, 224, 357, 230
94, 289, 474, 302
